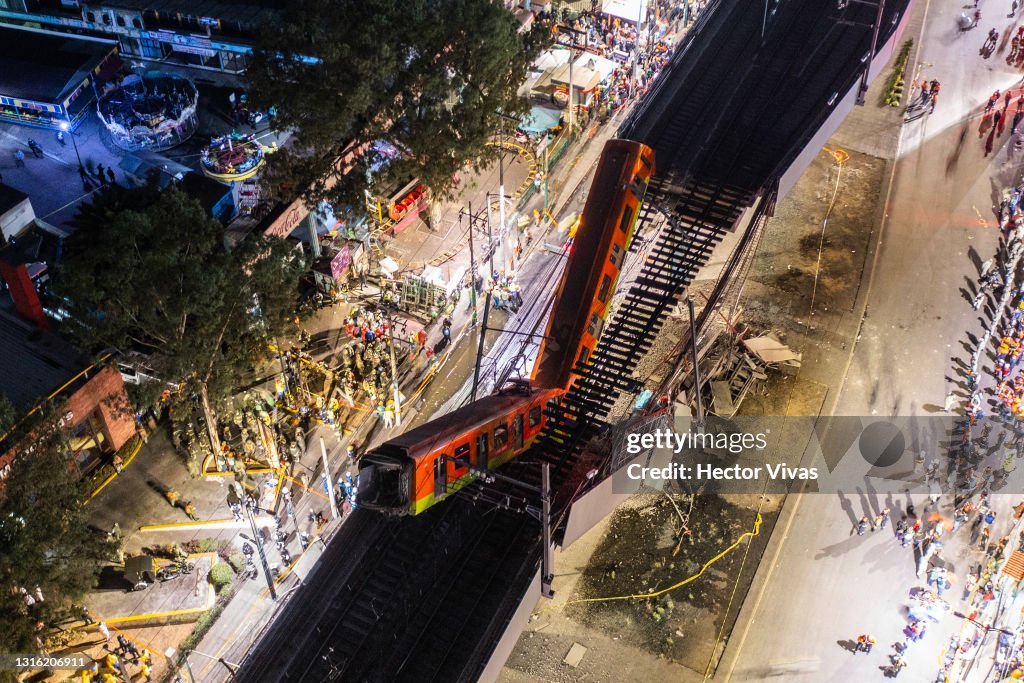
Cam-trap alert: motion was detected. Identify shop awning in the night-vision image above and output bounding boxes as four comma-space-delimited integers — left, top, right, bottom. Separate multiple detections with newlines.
549, 64, 602, 92
574, 53, 620, 82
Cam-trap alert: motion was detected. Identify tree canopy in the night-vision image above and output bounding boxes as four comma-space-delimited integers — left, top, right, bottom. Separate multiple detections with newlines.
54, 185, 305, 445
246, 0, 546, 207
0, 394, 110, 654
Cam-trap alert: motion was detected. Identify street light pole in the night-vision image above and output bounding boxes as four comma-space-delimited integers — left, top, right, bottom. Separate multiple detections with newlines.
856, 0, 887, 106
466, 204, 478, 327
60, 119, 84, 172
498, 121, 507, 270
568, 48, 575, 134
320, 437, 338, 520
245, 501, 278, 600
385, 305, 402, 427
484, 193, 496, 278
472, 291, 491, 402
688, 296, 704, 425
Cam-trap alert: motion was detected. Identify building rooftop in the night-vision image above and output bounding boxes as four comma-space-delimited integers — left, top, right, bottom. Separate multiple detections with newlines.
0, 26, 117, 104
0, 183, 29, 216
90, 0, 283, 26
0, 310, 86, 412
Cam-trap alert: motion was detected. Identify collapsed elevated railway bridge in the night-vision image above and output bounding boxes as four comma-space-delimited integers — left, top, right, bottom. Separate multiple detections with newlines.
237, 0, 913, 680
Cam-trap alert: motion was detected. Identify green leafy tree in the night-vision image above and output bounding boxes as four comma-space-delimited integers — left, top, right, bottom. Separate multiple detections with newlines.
0, 394, 110, 654
54, 185, 306, 453
246, 0, 547, 207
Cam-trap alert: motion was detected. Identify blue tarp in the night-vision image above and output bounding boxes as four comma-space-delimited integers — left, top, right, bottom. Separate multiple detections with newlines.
521, 105, 562, 133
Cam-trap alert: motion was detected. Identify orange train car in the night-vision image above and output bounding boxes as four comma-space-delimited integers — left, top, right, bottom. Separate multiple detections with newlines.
532, 139, 654, 392
358, 139, 654, 516
358, 382, 563, 515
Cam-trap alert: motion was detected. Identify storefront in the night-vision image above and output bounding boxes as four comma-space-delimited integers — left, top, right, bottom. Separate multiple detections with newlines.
0, 26, 119, 130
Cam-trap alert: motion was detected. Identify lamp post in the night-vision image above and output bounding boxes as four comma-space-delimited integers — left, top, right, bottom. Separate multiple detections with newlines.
554, 24, 587, 133
244, 500, 278, 600
59, 119, 84, 173
498, 119, 507, 258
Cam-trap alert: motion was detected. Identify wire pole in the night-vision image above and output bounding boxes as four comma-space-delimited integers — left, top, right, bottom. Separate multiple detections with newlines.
472, 291, 491, 402
541, 463, 555, 598
245, 502, 278, 599
856, 0, 886, 106
386, 304, 402, 427
688, 296, 704, 425
498, 121, 507, 269
320, 437, 338, 521
466, 206, 478, 327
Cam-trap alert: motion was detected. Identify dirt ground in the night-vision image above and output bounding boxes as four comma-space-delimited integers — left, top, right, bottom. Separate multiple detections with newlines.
499, 140, 889, 681
500, 492, 778, 683
564, 492, 778, 669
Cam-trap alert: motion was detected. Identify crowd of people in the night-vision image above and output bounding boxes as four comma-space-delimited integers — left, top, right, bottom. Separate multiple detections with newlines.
851, 175, 1024, 678
553, 2, 688, 113
79, 622, 154, 682
337, 305, 406, 428
850, 477, 1024, 679
487, 271, 524, 312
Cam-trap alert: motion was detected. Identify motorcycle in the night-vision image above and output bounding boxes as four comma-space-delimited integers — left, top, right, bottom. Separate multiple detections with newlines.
157, 560, 195, 582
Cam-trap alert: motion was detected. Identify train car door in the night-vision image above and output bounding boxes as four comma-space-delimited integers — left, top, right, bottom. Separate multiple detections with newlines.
513, 415, 524, 450
477, 432, 489, 468
433, 456, 447, 500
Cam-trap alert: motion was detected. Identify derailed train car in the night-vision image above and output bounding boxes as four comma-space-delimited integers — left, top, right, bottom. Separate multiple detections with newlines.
359, 140, 655, 515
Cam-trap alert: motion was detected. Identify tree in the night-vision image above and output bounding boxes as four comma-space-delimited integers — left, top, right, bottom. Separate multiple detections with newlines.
246, 0, 547, 207
53, 185, 306, 454
0, 394, 111, 654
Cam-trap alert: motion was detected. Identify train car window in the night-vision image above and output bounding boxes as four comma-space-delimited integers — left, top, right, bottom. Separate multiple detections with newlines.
587, 311, 602, 338
513, 415, 524, 449
477, 433, 489, 467
609, 242, 624, 268
630, 177, 646, 201
577, 345, 590, 368
619, 204, 634, 232
598, 274, 612, 303
454, 443, 471, 467
640, 154, 652, 169
529, 406, 542, 428
494, 424, 509, 449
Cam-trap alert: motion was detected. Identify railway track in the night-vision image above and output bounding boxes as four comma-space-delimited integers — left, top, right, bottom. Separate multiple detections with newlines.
238, 1, 912, 680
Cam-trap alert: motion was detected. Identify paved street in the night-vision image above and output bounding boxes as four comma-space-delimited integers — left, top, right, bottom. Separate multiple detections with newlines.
719, 1, 1024, 681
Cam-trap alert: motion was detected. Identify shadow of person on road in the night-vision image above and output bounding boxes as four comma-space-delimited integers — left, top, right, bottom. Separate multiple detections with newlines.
838, 489, 858, 528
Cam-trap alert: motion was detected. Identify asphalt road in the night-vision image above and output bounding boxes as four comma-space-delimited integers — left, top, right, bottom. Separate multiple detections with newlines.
719, 1, 1024, 681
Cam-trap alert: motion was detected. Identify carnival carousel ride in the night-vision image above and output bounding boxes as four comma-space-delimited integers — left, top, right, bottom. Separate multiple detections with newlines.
97, 72, 199, 152
200, 131, 267, 182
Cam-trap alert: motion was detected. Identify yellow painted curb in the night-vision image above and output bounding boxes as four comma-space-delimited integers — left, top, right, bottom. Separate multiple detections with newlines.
139, 519, 235, 532
85, 435, 144, 504
105, 605, 209, 625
